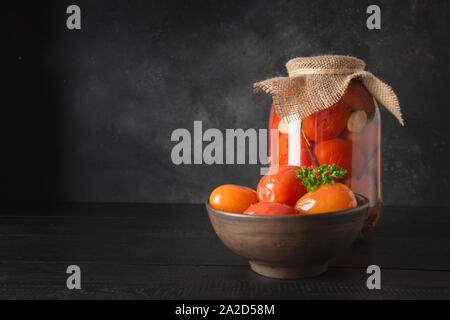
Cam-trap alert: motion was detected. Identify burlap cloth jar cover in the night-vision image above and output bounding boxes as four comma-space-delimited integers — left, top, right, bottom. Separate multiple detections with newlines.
254, 55, 403, 234
254, 55, 403, 125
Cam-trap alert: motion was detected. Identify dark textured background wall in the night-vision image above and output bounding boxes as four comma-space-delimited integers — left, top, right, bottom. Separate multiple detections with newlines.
4, 0, 450, 205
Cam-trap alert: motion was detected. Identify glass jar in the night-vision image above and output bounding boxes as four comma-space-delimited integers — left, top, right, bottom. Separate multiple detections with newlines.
269, 79, 382, 235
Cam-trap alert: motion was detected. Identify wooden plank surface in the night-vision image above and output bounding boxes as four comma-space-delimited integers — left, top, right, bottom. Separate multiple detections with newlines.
1, 263, 449, 300
0, 204, 449, 299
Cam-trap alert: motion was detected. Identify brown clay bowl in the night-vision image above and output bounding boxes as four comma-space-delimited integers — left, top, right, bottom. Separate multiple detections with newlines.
206, 194, 369, 279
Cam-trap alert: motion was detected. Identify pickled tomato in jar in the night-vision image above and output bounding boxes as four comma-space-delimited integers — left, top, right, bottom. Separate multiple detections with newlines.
268, 80, 382, 234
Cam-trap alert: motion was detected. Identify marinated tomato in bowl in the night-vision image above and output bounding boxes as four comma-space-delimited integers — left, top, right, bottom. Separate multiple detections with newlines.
208, 164, 357, 216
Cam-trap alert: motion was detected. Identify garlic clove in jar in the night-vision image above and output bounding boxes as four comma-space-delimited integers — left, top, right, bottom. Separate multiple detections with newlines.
278, 117, 290, 134
347, 110, 367, 133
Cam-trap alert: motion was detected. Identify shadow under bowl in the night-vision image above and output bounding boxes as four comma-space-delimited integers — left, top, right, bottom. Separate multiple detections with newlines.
205, 194, 369, 279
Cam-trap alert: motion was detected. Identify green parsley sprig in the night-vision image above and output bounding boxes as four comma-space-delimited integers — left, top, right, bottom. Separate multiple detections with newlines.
296, 164, 347, 193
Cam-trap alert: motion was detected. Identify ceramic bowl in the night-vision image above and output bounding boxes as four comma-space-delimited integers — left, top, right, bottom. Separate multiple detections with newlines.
206, 194, 369, 279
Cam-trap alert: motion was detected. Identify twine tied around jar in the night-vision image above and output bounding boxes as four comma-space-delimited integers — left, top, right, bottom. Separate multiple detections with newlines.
254, 55, 404, 125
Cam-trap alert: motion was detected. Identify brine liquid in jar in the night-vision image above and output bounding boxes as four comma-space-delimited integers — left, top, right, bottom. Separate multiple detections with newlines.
269, 80, 382, 234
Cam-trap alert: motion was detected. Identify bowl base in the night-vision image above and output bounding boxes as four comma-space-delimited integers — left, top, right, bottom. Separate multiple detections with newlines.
249, 261, 328, 279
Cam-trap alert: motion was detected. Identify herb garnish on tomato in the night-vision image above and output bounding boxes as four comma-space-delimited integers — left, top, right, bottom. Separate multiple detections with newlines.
296, 164, 347, 193
295, 164, 357, 214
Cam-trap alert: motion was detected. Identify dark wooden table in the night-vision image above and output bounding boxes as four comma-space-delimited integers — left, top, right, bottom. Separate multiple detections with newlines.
0, 204, 449, 299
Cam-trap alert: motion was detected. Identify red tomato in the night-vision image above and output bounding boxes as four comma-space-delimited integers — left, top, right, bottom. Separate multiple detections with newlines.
314, 138, 363, 178
295, 183, 357, 214
257, 166, 307, 206
244, 202, 298, 215
341, 79, 375, 112
302, 101, 351, 142
209, 184, 258, 213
